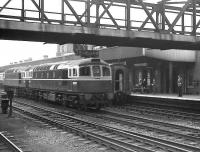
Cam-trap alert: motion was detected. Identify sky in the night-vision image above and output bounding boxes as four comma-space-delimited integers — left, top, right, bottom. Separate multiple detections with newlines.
0, 40, 57, 66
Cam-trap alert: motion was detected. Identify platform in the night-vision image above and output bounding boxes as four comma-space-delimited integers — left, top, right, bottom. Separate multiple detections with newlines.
129, 93, 200, 111
130, 93, 200, 101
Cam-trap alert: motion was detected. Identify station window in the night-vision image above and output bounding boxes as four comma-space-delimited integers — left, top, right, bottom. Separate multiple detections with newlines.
187, 69, 193, 87
79, 66, 90, 76
102, 66, 110, 76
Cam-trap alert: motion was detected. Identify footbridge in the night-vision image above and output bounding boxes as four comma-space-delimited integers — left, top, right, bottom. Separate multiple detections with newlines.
0, 0, 200, 50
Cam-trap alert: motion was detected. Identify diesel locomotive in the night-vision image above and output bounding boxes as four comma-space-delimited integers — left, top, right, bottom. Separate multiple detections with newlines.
3, 58, 114, 110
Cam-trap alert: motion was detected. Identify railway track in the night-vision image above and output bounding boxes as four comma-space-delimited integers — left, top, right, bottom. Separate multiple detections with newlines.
91, 109, 200, 151
12, 100, 194, 152
0, 132, 24, 152
111, 104, 200, 121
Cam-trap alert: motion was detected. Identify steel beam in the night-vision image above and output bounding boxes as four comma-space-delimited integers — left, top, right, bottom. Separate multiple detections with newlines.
101, 2, 120, 29
138, 10, 155, 31
0, 0, 200, 49
40, 0, 44, 23
126, 0, 131, 30
168, 0, 192, 33
30, 0, 50, 23
96, 1, 100, 27
79, 0, 94, 21
63, 0, 84, 25
94, 1, 113, 26
192, 0, 197, 35
181, 14, 185, 34
0, 0, 12, 13
137, 0, 160, 31
61, 0, 65, 24
86, 0, 90, 26
21, 0, 25, 22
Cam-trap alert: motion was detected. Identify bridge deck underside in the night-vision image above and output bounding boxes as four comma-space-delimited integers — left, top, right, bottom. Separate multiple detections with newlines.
0, 20, 199, 50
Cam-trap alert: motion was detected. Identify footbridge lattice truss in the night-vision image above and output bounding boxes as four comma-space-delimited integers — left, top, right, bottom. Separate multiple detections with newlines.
1, 0, 200, 50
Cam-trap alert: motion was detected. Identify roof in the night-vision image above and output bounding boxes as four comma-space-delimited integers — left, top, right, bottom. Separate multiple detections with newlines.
99, 47, 196, 62
0, 54, 82, 73
5, 58, 109, 73
32, 58, 108, 72
5, 66, 32, 73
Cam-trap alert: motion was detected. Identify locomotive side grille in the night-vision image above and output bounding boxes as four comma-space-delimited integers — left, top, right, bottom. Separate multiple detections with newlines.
78, 80, 112, 93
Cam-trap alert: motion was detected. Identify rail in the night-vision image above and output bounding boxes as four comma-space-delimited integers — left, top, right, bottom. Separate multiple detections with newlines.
0, 132, 23, 152
13, 100, 195, 152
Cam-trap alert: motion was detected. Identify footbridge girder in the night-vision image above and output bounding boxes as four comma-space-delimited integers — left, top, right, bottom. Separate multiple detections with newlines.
0, 0, 200, 50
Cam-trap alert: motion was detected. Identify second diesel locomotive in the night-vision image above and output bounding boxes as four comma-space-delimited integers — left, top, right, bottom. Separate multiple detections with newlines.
3, 58, 114, 110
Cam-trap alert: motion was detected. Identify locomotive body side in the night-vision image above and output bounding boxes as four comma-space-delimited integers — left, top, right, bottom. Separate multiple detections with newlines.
3, 58, 113, 110
3, 66, 33, 95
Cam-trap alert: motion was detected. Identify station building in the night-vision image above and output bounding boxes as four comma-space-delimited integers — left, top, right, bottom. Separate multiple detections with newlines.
99, 47, 198, 94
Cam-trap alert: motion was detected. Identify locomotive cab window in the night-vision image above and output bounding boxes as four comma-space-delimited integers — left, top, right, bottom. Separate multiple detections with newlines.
69, 69, 72, 77
73, 68, 77, 76
79, 66, 90, 76
92, 66, 101, 77
102, 66, 110, 76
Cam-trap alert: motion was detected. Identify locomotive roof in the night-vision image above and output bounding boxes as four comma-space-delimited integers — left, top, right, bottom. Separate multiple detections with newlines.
33, 58, 108, 72
5, 58, 108, 73
5, 66, 31, 73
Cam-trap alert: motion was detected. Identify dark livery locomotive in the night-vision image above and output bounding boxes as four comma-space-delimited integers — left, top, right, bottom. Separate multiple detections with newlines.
3, 58, 114, 109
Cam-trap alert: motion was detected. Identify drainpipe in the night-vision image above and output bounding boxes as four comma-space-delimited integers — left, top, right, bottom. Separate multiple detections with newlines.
169, 62, 173, 93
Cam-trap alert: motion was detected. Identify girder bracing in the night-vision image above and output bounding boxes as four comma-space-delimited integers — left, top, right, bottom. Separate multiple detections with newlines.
0, 0, 200, 50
